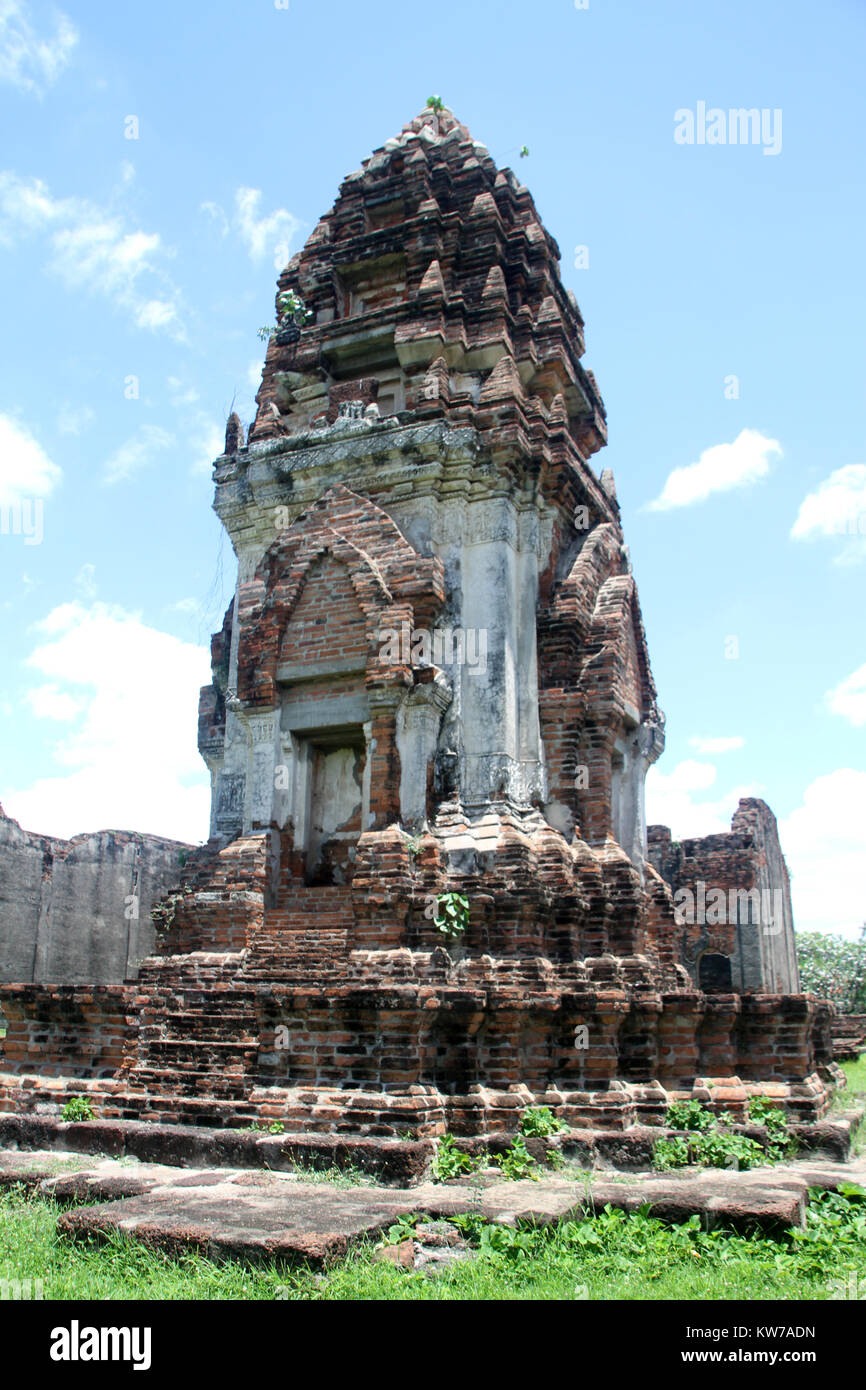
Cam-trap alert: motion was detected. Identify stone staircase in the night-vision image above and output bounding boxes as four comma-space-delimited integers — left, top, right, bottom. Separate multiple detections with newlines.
244, 885, 354, 983
110, 886, 356, 1125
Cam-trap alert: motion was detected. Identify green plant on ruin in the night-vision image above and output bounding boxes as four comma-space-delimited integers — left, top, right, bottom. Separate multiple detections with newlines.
431, 1133, 479, 1181
652, 1134, 692, 1171
380, 1212, 421, 1246
426, 94, 444, 112
519, 1105, 568, 1138
665, 1099, 716, 1133
434, 890, 470, 939
748, 1097, 798, 1160
519, 145, 530, 158
493, 1135, 539, 1182
654, 1098, 791, 1171
61, 1096, 95, 1123
257, 289, 313, 342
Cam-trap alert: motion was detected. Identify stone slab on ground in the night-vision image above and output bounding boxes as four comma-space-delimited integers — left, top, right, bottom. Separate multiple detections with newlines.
57, 1182, 416, 1266
42, 1152, 866, 1266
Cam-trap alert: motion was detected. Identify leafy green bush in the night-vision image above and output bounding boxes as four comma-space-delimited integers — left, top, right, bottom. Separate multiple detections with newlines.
796, 931, 866, 1013
455, 1186, 866, 1285
432, 1134, 479, 1181
61, 1096, 95, 1123
257, 289, 312, 342
519, 1105, 568, 1138
380, 1213, 420, 1246
434, 891, 470, 939
748, 1097, 798, 1160
492, 1136, 539, 1182
654, 1098, 793, 1171
666, 1098, 716, 1132
653, 1135, 692, 1171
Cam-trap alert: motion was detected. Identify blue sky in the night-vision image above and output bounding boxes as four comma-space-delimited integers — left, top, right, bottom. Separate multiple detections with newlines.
0, 0, 863, 934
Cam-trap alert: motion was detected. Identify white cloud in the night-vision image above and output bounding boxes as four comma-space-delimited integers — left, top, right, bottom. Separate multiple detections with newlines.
0, 171, 183, 333
645, 758, 762, 839
826, 664, 866, 728
6, 601, 211, 842
57, 402, 95, 436
790, 464, 866, 565
0, 412, 61, 506
248, 359, 263, 391
103, 425, 174, 485
170, 597, 200, 616
167, 376, 199, 407
24, 683, 84, 721
200, 200, 229, 236
192, 419, 225, 476
0, 1, 78, 96
647, 429, 782, 511
780, 770, 866, 936
74, 562, 97, 599
688, 735, 745, 755
136, 298, 179, 332
203, 188, 301, 269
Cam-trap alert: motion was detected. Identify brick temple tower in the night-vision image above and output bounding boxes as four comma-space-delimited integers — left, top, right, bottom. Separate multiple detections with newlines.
200, 102, 665, 888
0, 107, 836, 1132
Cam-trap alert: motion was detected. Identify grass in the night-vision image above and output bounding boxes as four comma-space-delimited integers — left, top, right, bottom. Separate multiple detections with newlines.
278, 1160, 374, 1188
1, 1180, 864, 1302
840, 1055, 866, 1100
839, 1056, 866, 1154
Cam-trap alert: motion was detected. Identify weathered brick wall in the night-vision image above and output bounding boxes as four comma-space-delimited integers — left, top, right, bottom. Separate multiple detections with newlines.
151, 832, 271, 954
647, 800, 800, 994
0, 805, 190, 984
0, 984, 133, 1076
279, 553, 369, 668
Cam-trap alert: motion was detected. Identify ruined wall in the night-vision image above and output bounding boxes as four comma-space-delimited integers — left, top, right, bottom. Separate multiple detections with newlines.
0, 806, 190, 984
647, 798, 800, 994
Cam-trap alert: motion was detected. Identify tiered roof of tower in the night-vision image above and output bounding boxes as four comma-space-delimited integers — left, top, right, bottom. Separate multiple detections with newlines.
246, 105, 610, 520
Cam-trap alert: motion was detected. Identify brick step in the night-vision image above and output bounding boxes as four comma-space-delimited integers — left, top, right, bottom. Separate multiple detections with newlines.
128, 1068, 252, 1099
136, 992, 258, 1012
247, 929, 351, 974
264, 915, 354, 932
137, 1040, 257, 1064
252, 937, 350, 958
139, 1017, 258, 1043
137, 998, 258, 1016
108, 1093, 258, 1129
136, 961, 248, 984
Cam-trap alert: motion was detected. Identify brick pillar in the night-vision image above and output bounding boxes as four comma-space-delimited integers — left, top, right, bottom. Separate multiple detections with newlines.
657, 992, 704, 1087
739, 995, 816, 1081
697, 995, 740, 1075
365, 686, 404, 829
563, 994, 628, 1090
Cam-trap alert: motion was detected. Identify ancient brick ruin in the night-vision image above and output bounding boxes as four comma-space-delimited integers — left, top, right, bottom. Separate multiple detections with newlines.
0, 107, 837, 1133
647, 799, 800, 996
